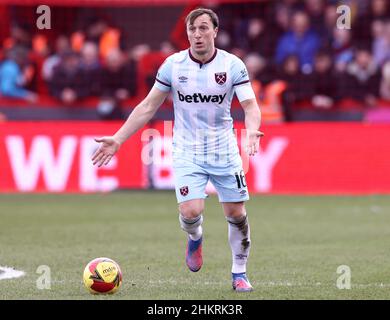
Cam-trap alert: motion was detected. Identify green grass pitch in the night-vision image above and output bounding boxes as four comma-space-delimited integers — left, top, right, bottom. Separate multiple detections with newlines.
0, 192, 389, 300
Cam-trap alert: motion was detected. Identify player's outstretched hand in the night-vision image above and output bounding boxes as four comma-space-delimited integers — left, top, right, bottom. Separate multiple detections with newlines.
92, 136, 120, 167
246, 130, 264, 156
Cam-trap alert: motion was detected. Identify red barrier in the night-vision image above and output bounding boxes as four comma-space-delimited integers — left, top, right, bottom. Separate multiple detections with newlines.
148, 121, 390, 195
234, 122, 390, 194
1, 121, 389, 194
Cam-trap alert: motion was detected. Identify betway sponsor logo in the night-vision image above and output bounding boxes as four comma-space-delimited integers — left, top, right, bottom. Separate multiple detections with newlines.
178, 91, 226, 104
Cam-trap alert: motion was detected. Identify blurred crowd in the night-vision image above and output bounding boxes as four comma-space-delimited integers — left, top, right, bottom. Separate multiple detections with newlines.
0, 0, 390, 122
0, 17, 171, 119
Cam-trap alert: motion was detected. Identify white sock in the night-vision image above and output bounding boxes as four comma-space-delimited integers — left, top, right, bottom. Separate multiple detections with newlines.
227, 214, 250, 274
179, 214, 203, 241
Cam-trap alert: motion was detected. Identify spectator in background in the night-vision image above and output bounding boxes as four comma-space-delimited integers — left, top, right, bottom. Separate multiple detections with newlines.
215, 28, 231, 51
3, 23, 32, 50
244, 53, 284, 123
275, 10, 320, 73
274, 0, 304, 18
86, 18, 107, 44
128, 43, 151, 63
100, 49, 126, 98
160, 41, 176, 56
97, 48, 137, 119
29, 34, 51, 95
49, 51, 87, 104
70, 30, 86, 53
372, 19, 390, 67
304, 0, 326, 38
41, 35, 70, 81
273, 4, 292, 33
354, 0, 390, 46
331, 28, 354, 73
86, 18, 123, 60
351, 0, 371, 15
32, 34, 50, 58
244, 52, 275, 86
0, 46, 37, 102
80, 41, 101, 96
322, 3, 339, 45
270, 0, 303, 40
307, 49, 339, 110
339, 45, 381, 107
243, 52, 268, 92
235, 17, 278, 60
276, 54, 310, 121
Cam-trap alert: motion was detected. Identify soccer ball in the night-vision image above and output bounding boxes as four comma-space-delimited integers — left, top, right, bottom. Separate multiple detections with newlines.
83, 257, 122, 294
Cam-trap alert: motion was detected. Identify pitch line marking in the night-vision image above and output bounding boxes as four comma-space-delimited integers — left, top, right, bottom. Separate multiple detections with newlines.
0, 266, 25, 280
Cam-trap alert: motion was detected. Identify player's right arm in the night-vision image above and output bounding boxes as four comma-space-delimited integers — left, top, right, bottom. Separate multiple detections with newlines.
92, 86, 169, 167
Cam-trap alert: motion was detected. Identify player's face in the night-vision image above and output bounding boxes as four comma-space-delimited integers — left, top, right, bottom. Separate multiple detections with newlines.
187, 14, 218, 57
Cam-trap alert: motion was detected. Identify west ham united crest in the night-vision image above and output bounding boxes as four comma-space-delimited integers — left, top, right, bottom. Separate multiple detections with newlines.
215, 72, 227, 85
180, 186, 189, 196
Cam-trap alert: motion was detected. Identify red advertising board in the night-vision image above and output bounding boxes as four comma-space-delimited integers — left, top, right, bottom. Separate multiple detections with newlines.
0, 121, 389, 194
148, 121, 390, 195
233, 122, 390, 194
0, 121, 147, 192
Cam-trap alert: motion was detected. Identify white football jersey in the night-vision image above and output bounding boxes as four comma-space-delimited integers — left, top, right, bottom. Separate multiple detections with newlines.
153, 48, 255, 165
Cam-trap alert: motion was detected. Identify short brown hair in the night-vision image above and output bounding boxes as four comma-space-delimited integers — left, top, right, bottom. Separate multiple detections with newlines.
185, 8, 219, 29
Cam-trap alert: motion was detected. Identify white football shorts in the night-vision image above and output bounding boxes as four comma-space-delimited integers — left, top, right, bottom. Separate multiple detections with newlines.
172, 157, 250, 203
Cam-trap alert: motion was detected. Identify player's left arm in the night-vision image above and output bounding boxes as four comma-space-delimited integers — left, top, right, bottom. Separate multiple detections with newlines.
232, 57, 264, 156
240, 98, 264, 156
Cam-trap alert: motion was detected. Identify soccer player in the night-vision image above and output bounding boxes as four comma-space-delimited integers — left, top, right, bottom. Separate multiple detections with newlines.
92, 8, 263, 292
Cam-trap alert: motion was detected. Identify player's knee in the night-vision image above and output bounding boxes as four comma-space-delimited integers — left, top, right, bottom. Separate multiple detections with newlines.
223, 202, 246, 218
179, 200, 204, 219
179, 213, 203, 233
